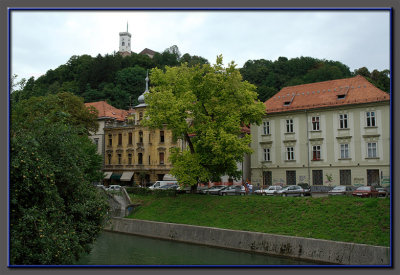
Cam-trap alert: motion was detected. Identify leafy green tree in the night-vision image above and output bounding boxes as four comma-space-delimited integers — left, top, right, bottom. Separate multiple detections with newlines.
10, 94, 109, 265
143, 56, 265, 188
12, 92, 99, 135
180, 53, 209, 67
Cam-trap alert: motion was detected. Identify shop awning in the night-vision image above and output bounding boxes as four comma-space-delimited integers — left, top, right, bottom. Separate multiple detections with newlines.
120, 172, 134, 181
103, 172, 113, 180
110, 173, 122, 180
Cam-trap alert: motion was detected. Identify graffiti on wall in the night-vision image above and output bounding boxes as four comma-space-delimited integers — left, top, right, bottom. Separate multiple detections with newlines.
273, 178, 285, 186
324, 173, 334, 186
353, 177, 364, 187
299, 176, 307, 183
381, 176, 390, 187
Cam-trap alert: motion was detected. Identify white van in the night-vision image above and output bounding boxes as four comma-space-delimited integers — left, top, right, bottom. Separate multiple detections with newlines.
149, 181, 177, 190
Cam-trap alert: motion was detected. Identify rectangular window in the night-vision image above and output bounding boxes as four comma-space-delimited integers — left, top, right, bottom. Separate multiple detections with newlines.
263, 121, 270, 135
159, 152, 165, 165
128, 153, 132, 165
160, 131, 165, 143
312, 170, 323, 185
339, 114, 348, 129
263, 171, 272, 186
286, 147, 294, 160
118, 133, 122, 145
108, 154, 112, 165
340, 170, 351, 185
139, 131, 143, 143
340, 144, 349, 159
108, 134, 112, 146
118, 154, 122, 165
286, 170, 296, 185
128, 133, 133, 145
367, 142, 377, 158
94, 138, 99, 151
366, 111, 376, 127
367, 169, 380, 186
263, 148, 270, 161
312, 116, 320, 131
286, 119, 294, 133
138, 153, 143, 165
312, 145, 321, 160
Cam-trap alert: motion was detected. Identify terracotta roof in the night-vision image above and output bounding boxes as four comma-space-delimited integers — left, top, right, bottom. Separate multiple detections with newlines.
85, 101, 129, 121
264, 75, 390, 114
139, 48, 157, 57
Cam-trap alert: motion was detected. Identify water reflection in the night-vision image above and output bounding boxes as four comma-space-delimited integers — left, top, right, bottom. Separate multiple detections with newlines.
75, 231, 320, 266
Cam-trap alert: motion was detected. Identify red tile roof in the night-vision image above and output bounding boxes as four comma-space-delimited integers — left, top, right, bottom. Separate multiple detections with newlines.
85, 101, 129, 121
264, 75, 390, 114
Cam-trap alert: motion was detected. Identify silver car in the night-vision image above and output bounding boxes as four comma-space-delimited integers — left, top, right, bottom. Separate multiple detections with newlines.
219, 185, 246, 196
255, 185, 283, 196
328, 185, 355, 196
202, 185, 228, 195
276, 185, 306, 197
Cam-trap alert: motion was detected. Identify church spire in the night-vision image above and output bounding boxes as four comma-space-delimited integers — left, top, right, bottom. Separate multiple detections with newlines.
145, 70, 149, 93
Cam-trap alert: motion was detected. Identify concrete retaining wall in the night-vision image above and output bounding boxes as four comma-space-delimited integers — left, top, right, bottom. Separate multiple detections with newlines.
104, 218, 390, 265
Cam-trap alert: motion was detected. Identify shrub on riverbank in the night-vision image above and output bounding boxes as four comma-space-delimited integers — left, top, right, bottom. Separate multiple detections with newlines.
127, 194, 390, 247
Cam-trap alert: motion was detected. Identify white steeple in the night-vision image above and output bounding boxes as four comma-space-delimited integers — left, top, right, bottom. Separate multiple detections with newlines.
119, 22, 131, 53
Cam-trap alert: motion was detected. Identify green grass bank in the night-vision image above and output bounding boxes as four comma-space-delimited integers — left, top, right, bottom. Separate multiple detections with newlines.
126, 194, 390, 247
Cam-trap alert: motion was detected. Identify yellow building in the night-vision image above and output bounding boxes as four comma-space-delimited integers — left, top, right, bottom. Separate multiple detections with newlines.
102, 74, 183, 186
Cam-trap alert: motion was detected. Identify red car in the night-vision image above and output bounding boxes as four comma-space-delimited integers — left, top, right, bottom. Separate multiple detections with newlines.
352, 186, 379, 198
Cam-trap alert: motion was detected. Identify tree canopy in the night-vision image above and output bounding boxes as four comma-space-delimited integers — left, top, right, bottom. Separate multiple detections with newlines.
240, 56, 390, 102
143, 56, 265, 186
10, 92, 109, 265
11, 46, 390, 108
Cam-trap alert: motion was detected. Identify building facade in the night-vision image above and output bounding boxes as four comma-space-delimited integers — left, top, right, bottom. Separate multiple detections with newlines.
250, 75, 390, 188
85, 101, 128, 164
101, 75, 183, 186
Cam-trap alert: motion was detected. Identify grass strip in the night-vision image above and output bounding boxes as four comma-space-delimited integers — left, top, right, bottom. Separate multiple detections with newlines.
126, 194, 390, 247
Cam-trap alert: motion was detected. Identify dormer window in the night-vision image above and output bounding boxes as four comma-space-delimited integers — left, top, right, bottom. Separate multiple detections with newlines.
337, 94, 346, 99
284, 101, 291, 106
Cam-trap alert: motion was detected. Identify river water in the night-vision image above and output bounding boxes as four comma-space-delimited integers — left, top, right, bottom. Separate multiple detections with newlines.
74, 231, 320, 266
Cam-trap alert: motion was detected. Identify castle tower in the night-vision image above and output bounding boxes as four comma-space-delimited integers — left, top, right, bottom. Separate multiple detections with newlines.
119, 22, 132, 54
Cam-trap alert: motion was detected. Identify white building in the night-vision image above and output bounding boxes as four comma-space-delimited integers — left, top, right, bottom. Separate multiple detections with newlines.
119, 23, 132, 55
250, 75, 390, 188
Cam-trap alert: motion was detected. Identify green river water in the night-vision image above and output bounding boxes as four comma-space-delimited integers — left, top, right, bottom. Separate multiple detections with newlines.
74, 231, 321, 266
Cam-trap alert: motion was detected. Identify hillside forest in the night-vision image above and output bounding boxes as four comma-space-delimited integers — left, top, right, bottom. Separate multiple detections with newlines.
11, 45, 390, 109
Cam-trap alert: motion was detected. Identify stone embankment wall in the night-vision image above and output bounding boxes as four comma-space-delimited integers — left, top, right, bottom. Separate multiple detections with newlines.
104, 218, 390, 266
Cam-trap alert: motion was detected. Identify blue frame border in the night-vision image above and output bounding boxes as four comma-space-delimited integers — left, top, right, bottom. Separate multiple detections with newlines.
7, 6, 393, 268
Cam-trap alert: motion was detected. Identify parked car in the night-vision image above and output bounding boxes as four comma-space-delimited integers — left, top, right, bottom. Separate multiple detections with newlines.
202, 185, 227, 195
95, 184, 107, 190
219, 185, 246, 196
107, 185, 121, 191
276, 185, 308, 197
297, 183, 311, 196
158, 184, 179, 190
149, 180, 178, 190
375, 187, 389, 198
352, 186, 379, 198
328, 186, 355, 196
255, 185, 283, 196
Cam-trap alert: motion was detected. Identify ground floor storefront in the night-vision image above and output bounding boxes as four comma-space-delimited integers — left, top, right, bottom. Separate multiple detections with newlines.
251, 165, 390, 188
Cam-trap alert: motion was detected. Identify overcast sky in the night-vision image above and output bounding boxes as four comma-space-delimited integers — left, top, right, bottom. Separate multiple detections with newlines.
11, 9, 390, 82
